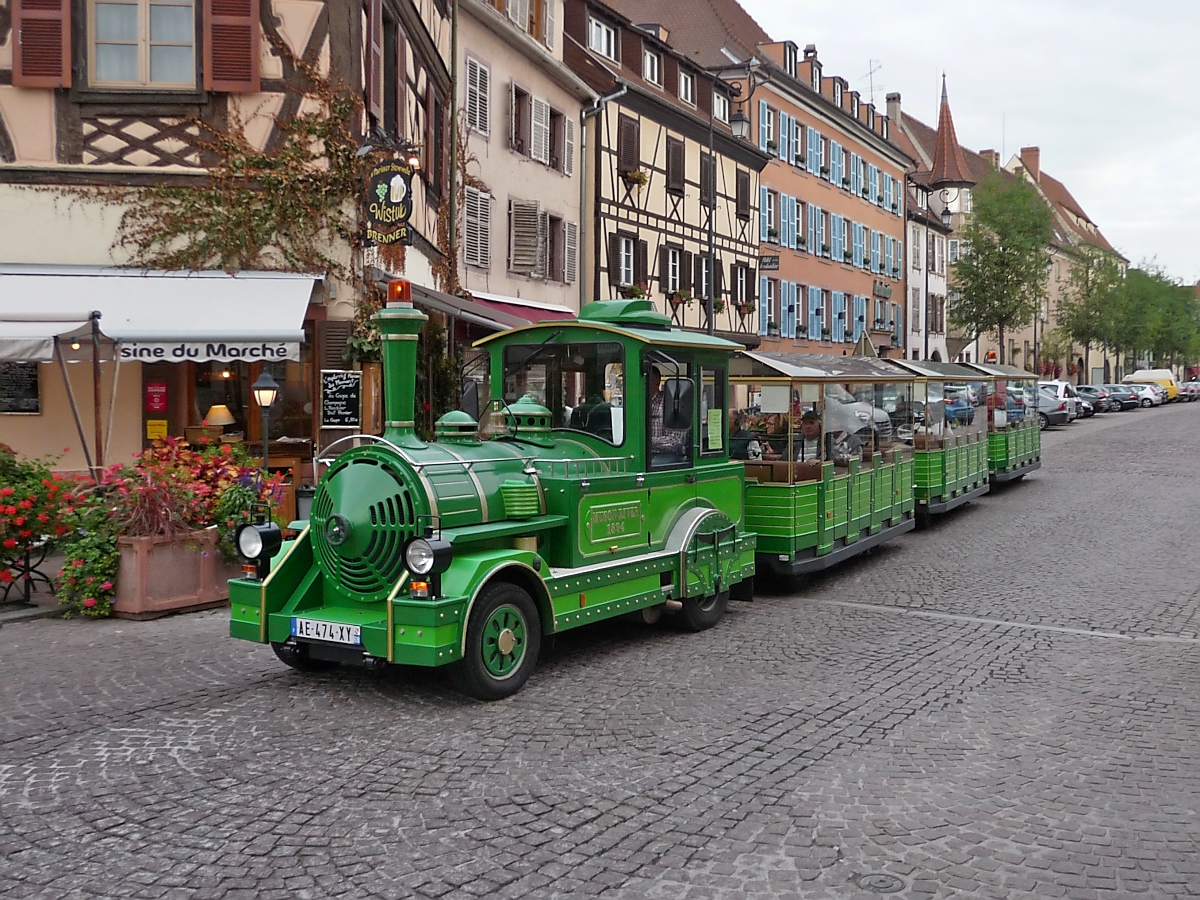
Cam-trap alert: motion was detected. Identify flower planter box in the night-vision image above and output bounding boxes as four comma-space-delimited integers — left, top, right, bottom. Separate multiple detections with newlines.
112, 528, 242, 620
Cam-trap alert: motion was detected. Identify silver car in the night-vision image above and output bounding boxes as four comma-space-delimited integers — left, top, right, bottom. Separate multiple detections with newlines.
1127, 383, 1164, 407
1036, 388, 1070, 429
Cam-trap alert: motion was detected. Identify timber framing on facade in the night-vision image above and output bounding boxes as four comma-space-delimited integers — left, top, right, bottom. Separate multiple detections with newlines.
563, 0, 770, 345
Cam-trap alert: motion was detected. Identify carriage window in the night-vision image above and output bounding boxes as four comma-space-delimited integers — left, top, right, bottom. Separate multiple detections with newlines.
502, 341, 625, 446
700, 367, 726, 455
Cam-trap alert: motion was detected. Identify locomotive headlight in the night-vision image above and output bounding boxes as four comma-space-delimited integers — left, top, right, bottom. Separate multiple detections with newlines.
405, 536, 452, 575
236, 521, 282, 561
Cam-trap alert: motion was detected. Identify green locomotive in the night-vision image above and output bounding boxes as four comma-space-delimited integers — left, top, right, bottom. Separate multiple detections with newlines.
229, 284, 754, 699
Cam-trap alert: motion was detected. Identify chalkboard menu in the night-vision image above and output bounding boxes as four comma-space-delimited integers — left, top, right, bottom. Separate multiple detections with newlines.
0, 362, 40, 414
320, 369, 362, 429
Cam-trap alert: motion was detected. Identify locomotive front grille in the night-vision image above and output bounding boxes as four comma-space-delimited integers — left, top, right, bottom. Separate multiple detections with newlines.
311, 455, 419, 600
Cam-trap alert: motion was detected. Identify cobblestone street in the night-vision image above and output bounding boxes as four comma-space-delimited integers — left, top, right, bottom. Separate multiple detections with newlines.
2, 406, 1199, 900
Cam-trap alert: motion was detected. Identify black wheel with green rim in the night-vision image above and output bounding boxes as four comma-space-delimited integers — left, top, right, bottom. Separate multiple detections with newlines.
271, 641, 340, 673
450, 582, 541, 700
680, 589, 729, 632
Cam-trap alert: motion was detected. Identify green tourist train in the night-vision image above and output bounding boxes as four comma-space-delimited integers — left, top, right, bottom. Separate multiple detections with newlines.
228, 281, 1042, 699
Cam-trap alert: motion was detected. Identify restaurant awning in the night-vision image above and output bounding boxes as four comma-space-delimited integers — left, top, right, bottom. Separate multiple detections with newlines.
469, 290, 577, 323
0, 266, 317, 363
410, 284, 531, 331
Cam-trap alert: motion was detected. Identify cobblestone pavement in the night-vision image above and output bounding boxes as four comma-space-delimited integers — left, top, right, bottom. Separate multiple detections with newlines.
3, 405, 1199, 899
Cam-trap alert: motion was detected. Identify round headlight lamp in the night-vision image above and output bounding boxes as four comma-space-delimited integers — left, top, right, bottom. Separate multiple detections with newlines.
236, 521, 282, 562
404, 535, 453, 576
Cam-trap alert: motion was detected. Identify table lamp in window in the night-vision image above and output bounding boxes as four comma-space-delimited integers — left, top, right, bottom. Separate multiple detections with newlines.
203, 404, 236, 440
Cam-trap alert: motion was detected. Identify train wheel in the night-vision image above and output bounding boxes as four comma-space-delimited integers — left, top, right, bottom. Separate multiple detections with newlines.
450, 582, 541, 701
680, 590, 729, 632
271, 641, 340, 673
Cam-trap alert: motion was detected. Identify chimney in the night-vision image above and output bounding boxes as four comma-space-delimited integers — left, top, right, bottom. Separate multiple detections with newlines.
803, 43, 818, 60
886, 92, 901, 122
1020, 146, 1040, 183
375, 280, 429, 447
979, 149, 1000, 169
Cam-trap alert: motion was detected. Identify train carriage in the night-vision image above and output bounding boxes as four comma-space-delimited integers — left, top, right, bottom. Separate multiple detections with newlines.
729, 352, 918, 576
963, 362, 1042, 482
889, 359, 991, 521
229, 289, 755, 699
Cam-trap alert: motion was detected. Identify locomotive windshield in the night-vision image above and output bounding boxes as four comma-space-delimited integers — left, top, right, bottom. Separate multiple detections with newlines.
503, 341, 626, 445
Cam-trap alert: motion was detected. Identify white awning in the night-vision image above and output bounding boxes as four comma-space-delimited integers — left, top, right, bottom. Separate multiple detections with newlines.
0, 266, 317, 363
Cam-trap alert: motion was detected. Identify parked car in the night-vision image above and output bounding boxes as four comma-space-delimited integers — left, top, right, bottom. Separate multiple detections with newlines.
1182, 382, 1200, 401
1077, 397, 1095, 418
1076, 384, 1113, 412
1102, 385, 1140, 411
1122, 368, 1179, 401
1126, 383, 1164, 407
943, 390, 975, 425
1039, 380, 1078, 421
945, 383, 980, 406
1036, 387, 1070, 429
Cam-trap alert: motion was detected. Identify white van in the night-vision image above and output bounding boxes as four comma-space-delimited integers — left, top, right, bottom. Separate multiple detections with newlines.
1038, 380, 1077, 421
1122, 369, 1179, 401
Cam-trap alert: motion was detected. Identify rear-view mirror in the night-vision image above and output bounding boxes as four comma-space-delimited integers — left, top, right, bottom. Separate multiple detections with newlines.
663, 378, 694, 430
461, 380, 480, 421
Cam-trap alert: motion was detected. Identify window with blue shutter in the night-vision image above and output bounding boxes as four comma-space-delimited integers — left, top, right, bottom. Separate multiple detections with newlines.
832, 292, 846, 342
830, 214, 842, 261
807, 127, 819, 172
884, 174, 893, 212
853, 222, 863, 267
807, 203, 817, 253
759, 276, 769, 334
759, 99, 769, 152
868, 165, 879, 204
849, 152, 859, 194
808, 286, 821, 338
893, 303, 902, 342
790, 282, 800, 339
759, 185, 769, 241
830, 141, 842, 186
791, 119, 801, 166
885, 236, 893, 277
852, 295, 865, 341
815, 207, 825, 254
871, 230, 881, 273
778, 112, 789, 161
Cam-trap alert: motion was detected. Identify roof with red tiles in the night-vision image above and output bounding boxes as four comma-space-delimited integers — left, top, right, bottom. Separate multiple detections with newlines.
602, 0, 771, 68
1029, 168, 1120, 256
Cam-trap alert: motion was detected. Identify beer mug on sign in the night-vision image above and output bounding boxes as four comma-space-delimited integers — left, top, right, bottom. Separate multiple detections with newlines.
389, 174, 407, 204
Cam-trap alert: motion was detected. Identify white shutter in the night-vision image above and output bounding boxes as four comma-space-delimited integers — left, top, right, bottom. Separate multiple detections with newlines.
466, 59, 490, 135
464, 187, 491, 268
534, 210, 549, 278
563, 116, 575, 175
543, 0, 556, 50
509, 200, 541, 273
531, 98, 551, 164
565, 221, 578, 283
508, 0, 531, 29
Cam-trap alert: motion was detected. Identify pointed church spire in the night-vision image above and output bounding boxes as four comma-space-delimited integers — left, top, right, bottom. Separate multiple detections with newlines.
929, 74, 973, 189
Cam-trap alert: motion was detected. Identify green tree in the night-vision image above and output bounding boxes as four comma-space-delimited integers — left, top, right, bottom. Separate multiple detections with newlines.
949, 171, 1054, 364
1057, 247, 1124, 376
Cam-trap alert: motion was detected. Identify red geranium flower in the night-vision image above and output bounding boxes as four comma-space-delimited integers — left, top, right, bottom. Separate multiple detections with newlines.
83, 597, 97, 608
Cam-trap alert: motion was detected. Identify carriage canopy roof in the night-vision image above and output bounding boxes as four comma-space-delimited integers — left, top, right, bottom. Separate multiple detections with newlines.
732, 351, 915, 382
889, 359, 983, 380
962, 362, 1038, 379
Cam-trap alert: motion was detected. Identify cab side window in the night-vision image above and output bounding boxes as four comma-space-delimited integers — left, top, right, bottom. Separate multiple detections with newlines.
647, 362, 693, 468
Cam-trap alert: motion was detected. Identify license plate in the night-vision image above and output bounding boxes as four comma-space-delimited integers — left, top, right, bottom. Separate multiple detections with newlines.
290, 618, 362, 645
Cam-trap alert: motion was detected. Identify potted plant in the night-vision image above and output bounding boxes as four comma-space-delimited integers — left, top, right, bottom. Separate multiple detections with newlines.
821, 326, 832, 340
797, 324, 808, 337
767, 319, 780, 336
0, 446, 74, 604
619, 281, 649, 299
820, 165, 830, 176
766, 139, 778, 151
621, 169, 648, 187
892, 202, 900, 213
821, 243, 831, 255
877, 192, 885, 202
843, 250, 853, 263
739, 301, 757, 317
54, 439, 284, 619
712, 297, 727, 314
842, 177, 851, 187
798, 236, 807, 248
668, 288, 694, 308
768, 227, 780, 240
794, 154, 804, 166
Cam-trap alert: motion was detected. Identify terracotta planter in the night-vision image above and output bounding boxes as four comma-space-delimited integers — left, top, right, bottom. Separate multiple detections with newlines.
112, 528, 243, 620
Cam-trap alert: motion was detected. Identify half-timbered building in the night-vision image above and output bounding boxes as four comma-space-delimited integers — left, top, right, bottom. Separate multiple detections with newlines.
562, 0, 769, 343
0, 0, 452, 489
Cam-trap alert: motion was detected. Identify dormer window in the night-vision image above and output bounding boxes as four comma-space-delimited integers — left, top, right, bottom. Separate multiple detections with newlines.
679, 70, 695, 105
851, 94, 860, 118
811, 63, 821, 92
588, 17, 617, 61
833, 82, 843, 106
867, 106, 875, 128
713, 91, 730, 124
642, 47, 662, 86
783, 42, 797, 78
881, 117, 889, 139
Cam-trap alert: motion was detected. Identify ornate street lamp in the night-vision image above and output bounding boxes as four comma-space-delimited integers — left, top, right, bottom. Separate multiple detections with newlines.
252, 371, 280, 473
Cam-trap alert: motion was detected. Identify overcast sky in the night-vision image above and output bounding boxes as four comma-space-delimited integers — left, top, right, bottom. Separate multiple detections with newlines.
742, 0, 1200, 284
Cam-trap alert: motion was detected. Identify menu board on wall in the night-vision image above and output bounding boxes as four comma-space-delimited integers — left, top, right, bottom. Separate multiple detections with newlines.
0, 362, 40, 414
320, 370, 362, 429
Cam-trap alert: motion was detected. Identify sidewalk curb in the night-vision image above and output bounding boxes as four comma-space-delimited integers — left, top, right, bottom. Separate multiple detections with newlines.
0, 605, 63, 627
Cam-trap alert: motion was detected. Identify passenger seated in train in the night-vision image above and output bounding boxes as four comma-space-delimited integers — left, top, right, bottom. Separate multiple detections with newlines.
569, 392, 614, 442
649, 369, 690, 464
795, 410, 862, 466
729, 412, 763, 460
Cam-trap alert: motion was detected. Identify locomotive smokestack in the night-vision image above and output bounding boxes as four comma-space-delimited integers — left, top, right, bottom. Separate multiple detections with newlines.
375, 279, 427, 446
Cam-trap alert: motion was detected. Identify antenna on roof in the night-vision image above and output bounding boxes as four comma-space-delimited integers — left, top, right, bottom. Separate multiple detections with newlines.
862, 59, 882, 104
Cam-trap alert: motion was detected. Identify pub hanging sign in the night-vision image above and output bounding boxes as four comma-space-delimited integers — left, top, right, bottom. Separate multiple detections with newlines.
365, 160, 414, 246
